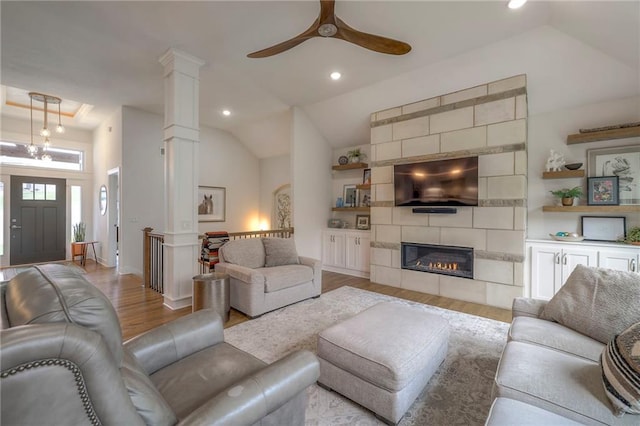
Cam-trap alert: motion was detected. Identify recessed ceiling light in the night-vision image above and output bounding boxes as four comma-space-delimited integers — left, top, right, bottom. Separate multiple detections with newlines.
508, 0, 527, 9
330, 71, 341, 80
222, 109, 231, 116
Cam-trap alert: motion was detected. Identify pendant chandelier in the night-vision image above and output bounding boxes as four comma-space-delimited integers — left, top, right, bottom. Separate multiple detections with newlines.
27, 92, 65, 161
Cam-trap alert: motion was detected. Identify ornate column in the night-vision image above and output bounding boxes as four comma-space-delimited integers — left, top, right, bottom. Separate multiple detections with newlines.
159, 48, 204, 309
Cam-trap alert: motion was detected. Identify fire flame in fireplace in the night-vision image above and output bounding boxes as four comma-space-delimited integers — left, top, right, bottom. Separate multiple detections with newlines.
428, 261, 458, 271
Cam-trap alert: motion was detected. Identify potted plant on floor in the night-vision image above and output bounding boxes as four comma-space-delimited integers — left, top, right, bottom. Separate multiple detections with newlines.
550, 187, 583, 207
71, 222, 86, 258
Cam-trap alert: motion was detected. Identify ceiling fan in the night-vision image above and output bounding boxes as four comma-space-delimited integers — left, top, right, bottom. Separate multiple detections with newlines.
247, 0, 411, 58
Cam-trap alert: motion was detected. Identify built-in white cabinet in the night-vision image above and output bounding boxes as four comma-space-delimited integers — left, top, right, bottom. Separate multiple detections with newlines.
322, 229, 370, 278
598, 249, 639, 273
528, 240, 639, 300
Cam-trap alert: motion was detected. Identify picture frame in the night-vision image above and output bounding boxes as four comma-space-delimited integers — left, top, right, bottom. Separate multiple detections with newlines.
588, 145, 640, 205
587, 176, 619, 205
356, 215, 370, 230
581, 216, 626, 242
197, 186, 226, 222
343, 184, 357, 207
363, 168, 372, 185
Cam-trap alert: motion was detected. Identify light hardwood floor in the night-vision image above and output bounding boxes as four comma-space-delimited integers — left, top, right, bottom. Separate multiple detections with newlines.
68, 261, 511, 340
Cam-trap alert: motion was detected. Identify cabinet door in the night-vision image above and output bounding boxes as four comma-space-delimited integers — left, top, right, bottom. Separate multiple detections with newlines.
358, 232, 371, 273
598, 249, 639, 273
322, 232, 345, 268
560, 248, 598, 286
530, 245, 561, 300
346, 232, 370, 272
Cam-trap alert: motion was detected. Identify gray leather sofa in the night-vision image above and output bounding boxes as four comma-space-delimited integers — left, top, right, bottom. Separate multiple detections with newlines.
215, 238, 321, 318
489, 297, 637, 425
1, 264, 319, 425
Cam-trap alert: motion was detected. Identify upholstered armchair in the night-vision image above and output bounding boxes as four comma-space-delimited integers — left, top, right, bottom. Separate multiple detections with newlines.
0, 264, 319, 425
215, 238, 322, 318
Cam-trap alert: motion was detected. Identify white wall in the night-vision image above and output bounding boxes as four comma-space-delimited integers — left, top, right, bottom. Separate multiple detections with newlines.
120, 106, 164, 275
528, 96, 640, 239
0, 115, 94, 267
259, 154, 290, 229
291, 107, 332, 259
93, 108, 122, 267
198, 126, 261, 234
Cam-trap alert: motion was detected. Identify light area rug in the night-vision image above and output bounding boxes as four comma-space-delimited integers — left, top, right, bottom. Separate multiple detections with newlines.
224, 286, 509, 426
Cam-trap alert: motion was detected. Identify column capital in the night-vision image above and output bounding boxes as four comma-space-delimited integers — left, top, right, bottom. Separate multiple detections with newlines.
159, 48, 205, 78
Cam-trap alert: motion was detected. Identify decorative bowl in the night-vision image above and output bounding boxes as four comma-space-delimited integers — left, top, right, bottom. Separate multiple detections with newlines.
549, 233, 585, 242
564, 163, 583, 170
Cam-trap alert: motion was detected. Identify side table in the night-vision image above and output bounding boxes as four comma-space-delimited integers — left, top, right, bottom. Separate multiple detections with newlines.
192, 272, 230, 322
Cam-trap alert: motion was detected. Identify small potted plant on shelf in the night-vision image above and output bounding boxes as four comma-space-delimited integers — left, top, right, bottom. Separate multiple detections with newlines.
71, 222, 86, 257
347, 148, 367, 164
624, 226, 640, 246
550, 187, 583, 207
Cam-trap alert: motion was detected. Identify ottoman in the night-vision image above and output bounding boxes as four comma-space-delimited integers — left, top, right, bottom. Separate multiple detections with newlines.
317, 302, 449, 425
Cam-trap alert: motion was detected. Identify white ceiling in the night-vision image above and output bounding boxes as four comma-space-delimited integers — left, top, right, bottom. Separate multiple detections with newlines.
2, 1, 639, 158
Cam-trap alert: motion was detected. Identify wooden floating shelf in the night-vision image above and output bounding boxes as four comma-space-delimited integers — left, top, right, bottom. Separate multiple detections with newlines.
356, 184, 371, 190
542, 170, 585, 179
332, 162, 368, 170
566, 126, 640, 145
331, 207, 370, 212
543, 205, 640, 213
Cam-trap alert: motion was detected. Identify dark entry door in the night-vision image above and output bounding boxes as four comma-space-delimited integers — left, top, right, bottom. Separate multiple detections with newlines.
10, 176, 66, 265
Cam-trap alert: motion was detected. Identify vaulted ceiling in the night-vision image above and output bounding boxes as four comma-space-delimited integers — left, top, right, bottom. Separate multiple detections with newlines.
2, 1, 638, 158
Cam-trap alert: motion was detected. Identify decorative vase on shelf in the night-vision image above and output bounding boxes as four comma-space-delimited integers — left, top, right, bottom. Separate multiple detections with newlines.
561, 197, 574, 207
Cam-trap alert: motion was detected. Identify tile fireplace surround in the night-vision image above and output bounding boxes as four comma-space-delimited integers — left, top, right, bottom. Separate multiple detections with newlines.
369, 75, 527, 309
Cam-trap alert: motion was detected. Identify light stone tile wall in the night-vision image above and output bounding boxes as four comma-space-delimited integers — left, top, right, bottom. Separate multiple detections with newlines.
369, 75, 527, 310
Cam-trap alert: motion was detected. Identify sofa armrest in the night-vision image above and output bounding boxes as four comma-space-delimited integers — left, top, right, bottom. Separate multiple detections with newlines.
124, 309, 224, 375
215, 262, 264, 286
512, 297, 548, 319
178, 350, 319, 426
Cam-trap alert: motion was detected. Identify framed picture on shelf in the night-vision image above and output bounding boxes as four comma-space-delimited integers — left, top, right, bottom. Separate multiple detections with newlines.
363, 168, 372, 185
197, 186, 226, 222
587, 145, 640, 205
581, 216, 626, 242
343, 184, 357, 207
356, 215, 370, 230
587, 176, 619, 205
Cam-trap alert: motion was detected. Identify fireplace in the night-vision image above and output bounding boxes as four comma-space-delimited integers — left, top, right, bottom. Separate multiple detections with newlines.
401, 242, 474, 279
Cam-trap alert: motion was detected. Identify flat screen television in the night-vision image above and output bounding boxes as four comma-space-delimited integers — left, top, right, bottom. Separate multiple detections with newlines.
394, 156, 478, 207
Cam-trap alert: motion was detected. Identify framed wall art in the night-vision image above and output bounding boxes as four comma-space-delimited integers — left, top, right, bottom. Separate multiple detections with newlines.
588, 145, 640, 205
587, 176, 619, 205
197, 186, 226, 222
343, 184, 357, 207
581, 216, 626, 242
363, 168, 372, 185
356, 215, 370, 230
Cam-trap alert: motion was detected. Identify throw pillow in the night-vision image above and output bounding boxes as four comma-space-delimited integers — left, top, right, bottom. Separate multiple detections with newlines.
263, 237, 300, 267
220, 238, 265, 269
540, 265, 640, 344
601, 322, 640, 416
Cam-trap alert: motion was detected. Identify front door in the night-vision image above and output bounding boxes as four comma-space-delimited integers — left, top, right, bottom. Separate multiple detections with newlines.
10, 176, 66, 265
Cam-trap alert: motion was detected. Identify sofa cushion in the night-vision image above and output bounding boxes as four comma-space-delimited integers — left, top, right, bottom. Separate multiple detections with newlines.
263, 237, 300, 267
494, 341, 638, 425
509, 316, 604, 362
540, 265, 640, 344
259, 264, 313, 293
5, 264, 124, 364
601, 322, 640, 416
220, 238, 265, 269
486, 397, 584, 426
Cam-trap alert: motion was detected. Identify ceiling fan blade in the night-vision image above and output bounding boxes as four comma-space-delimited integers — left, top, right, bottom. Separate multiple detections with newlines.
247, 17, 321, 58
319, 0, 336, 24
335, 17, 411, 55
